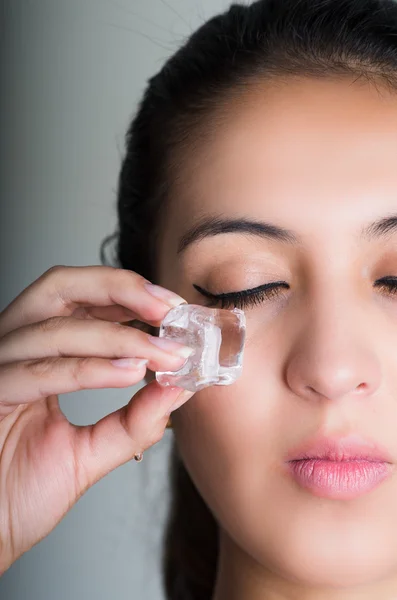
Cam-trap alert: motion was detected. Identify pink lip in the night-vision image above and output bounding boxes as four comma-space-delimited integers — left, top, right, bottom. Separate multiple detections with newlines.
285, 434, 394, 499
285, 433, 393, 463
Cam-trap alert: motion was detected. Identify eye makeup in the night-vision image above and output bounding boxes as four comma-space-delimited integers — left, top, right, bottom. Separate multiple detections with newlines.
375, 276, 397, 296
194, 276, 397, 310
193, 282, 290, 310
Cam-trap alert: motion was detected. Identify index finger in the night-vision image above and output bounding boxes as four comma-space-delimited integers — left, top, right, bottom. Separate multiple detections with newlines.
0, 265, 186, 337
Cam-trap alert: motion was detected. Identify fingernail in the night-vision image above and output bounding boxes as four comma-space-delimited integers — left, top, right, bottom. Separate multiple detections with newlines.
111, 358, 148, 368
144, 283, 187, 308
168, 389, 195, 413
148, 335, 195, 358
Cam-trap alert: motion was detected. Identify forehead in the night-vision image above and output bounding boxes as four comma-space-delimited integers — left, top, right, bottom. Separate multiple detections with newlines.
157, 77, 397, 271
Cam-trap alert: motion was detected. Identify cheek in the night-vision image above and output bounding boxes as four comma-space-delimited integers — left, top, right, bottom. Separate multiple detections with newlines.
172, 344, 286, 509
173, 337, 285, 465
172, 376, 288, 562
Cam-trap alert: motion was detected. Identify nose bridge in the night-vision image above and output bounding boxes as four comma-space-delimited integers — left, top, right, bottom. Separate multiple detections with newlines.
301, 244, 370, 341
285, 278, 382, 402
306, 274, 358, 341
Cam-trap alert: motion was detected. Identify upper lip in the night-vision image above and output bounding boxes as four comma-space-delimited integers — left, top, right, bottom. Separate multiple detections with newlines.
285, 433, 394, 463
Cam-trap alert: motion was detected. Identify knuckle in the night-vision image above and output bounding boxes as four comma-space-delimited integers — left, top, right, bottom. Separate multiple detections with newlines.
114, 320, 132, 334
25, 357, 56, 378
71, 357, 92, 389
115, 320, 139, 339
37, 316, 67, 333
34, 266, 70, 313
114, 322, 143, 351
41, 265, 66, 280
147, 424, 165, 447
114, 268, 145, 290
119, 411, 165, 451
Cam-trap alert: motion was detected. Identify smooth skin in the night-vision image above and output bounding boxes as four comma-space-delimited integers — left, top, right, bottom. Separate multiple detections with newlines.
0, 265, 194, 573
155, 75, 397, 599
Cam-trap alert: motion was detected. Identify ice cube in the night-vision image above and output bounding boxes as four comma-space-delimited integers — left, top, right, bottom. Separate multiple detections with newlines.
155, 304, 246, 392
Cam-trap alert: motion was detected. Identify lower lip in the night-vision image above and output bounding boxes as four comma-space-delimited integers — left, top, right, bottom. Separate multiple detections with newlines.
287, 459, 392, 499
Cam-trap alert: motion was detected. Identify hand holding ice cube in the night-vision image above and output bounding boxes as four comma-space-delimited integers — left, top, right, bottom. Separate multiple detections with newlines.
0, 266, 197, 574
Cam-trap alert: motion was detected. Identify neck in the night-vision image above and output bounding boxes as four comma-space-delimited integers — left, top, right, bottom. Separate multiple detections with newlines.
212, 528, 397, 600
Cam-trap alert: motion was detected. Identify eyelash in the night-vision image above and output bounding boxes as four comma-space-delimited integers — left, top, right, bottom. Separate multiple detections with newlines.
193, 282, 289, 310
193, 277, 397, 311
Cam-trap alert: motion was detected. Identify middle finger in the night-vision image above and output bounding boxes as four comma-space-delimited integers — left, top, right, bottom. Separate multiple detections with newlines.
0, 317, 195, 372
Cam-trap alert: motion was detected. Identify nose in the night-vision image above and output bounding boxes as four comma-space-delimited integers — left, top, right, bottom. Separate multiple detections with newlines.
284, 304, 382, 403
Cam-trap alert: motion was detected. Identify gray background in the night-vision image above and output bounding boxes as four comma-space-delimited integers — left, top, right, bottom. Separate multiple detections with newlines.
0, 1, 231, 598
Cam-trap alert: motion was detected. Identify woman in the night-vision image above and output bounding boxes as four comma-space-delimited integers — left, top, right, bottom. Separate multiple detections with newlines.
2, 0, 397, 597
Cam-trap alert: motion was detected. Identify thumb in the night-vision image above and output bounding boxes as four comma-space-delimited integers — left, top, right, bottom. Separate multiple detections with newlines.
72, 381, 193, 485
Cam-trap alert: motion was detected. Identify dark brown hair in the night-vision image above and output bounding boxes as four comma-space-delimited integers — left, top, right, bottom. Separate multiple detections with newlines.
100, 1, 397, 597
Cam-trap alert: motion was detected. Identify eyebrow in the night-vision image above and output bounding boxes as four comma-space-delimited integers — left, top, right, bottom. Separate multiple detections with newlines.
177, 213, 397, 254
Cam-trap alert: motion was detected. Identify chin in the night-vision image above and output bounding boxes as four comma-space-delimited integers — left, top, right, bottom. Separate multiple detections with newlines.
247, 511, 397, 588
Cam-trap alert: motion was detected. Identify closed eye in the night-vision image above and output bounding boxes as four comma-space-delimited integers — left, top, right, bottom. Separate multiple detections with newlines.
375, 276, 397, 296
193, 282, 290, 310
194, 276, 397, 310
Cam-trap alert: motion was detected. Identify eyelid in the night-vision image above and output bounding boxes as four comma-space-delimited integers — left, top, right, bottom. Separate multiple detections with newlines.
193, 282, 286, 298
194, 276, 397, 311
193, 281, 290, 311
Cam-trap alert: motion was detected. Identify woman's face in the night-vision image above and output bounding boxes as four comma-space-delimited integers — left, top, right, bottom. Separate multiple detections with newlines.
156, 76, 397, 588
